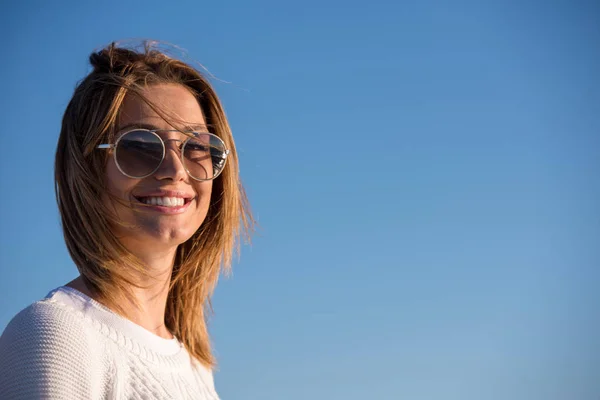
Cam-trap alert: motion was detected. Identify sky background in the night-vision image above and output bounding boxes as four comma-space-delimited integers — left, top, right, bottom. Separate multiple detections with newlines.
0, 1, 599, 399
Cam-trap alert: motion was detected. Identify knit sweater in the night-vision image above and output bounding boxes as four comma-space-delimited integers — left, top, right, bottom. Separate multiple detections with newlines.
0, 287, 220, 399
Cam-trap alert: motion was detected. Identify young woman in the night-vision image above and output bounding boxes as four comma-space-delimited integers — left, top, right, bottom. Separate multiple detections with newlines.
0, 42, 252, 399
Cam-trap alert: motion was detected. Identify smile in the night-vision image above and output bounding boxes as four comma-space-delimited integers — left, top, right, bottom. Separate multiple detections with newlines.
138, 196, 188, 207
133, 195, 195, 214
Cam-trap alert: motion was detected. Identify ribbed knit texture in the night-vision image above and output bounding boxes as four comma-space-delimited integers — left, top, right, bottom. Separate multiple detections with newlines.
0, 287, 220, 400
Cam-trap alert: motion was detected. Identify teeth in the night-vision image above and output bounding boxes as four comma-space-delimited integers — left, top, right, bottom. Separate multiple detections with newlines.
141, 197, 185, 207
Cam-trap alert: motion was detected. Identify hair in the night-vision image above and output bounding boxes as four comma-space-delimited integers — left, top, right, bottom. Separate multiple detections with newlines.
55, 41, 252, 367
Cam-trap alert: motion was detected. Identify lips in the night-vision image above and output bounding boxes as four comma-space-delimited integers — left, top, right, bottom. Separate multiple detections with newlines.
137, 196, 187, 207
133, 190, 195, 209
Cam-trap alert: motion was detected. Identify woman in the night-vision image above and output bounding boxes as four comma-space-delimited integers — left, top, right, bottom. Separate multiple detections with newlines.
0, 42, 252, 399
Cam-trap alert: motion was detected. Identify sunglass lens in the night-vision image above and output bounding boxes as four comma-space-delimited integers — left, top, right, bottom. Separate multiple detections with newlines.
183, 134, 227, 180
115, 130, 164, 178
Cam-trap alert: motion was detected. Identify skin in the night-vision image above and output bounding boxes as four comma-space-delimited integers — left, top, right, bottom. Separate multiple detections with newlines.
68, 83, 212, 339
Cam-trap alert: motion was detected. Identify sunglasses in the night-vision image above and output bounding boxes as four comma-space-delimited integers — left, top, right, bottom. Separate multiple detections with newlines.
97, 129, 229, 181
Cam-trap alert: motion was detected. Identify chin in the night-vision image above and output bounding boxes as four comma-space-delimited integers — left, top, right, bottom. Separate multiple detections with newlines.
150, 225, 198, 246
111, 205, 207, 251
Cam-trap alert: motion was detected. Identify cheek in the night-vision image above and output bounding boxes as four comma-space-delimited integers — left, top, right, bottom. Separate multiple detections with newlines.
104, 158, 135, 207
195, 181, 213, 211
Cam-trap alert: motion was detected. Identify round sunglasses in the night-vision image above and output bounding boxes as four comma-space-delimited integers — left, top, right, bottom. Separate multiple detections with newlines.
97, 129, 229, 181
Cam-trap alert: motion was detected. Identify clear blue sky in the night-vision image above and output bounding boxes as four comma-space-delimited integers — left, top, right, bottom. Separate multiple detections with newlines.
1, 1, 599, 399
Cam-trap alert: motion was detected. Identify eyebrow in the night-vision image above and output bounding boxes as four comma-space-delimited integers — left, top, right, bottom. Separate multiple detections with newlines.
117, 122, 209, 133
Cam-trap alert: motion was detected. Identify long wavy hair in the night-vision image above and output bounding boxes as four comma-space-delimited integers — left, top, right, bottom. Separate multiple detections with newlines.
55, 41, 252, 368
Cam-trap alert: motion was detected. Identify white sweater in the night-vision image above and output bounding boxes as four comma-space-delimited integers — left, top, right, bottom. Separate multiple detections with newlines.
0, 287, 220, 399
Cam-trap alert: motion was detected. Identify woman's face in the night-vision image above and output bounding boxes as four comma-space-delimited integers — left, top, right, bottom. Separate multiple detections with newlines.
104, 83, 213, 252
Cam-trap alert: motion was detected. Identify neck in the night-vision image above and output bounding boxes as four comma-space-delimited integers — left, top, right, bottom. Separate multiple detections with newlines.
67, 245, 178, 340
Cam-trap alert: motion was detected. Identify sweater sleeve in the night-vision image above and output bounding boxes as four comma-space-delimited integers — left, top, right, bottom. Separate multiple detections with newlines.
0, 302, 110, 400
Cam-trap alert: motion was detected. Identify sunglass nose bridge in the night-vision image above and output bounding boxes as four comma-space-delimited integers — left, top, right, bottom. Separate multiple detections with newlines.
162, 138, 186, 152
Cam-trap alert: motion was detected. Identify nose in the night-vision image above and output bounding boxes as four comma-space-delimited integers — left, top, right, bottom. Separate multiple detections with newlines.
153, 140, 188, 182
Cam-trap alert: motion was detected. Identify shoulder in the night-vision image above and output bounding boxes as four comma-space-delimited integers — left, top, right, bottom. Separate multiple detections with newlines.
0, 292, 111, 399
1, 294, 97, 357
193, 360, 218, 393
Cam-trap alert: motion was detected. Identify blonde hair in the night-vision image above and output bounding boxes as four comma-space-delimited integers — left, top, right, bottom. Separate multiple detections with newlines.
54, 42, 252, 367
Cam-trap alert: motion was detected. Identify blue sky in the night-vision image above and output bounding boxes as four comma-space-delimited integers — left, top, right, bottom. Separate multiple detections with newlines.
1, 1, 599, 399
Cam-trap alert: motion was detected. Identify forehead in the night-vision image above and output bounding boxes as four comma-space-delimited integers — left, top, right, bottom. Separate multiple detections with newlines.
117, 83, 206, 131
